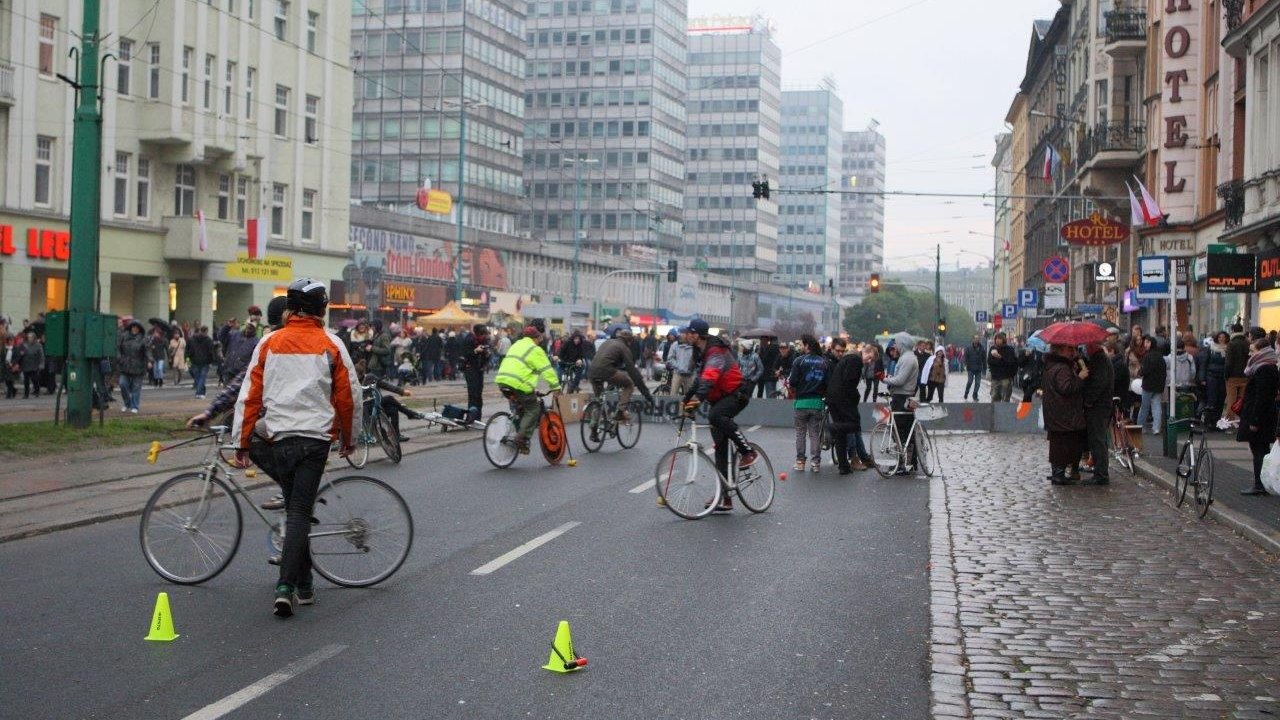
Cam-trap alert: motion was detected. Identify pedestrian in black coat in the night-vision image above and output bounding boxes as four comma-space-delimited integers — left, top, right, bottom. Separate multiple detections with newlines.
824, 339, 872, 473
1081, 343, 1115, 484
1237, 339, 1278, 496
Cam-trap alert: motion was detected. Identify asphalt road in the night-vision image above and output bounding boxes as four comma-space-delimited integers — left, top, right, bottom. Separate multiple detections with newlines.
0, 425, 930, 719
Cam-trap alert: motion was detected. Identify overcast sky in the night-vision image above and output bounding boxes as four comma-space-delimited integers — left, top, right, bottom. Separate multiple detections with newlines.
689, 0, 1062, 272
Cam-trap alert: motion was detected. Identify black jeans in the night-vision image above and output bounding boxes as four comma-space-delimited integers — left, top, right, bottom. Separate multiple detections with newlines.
708, 392, 751, 481
829, 404, 868, 469
463, 366, 484, 421
23, 371, 40, 397
862, 379, 879, 402
1085, 409, 1111, 479
263, 436, 330, 590
891, 394, 917, 467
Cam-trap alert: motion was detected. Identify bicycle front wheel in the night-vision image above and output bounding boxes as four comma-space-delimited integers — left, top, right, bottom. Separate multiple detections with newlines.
655, 446, 721, 520
616, 401, 644, 449
580, 401, 605, 453
1174, 440, 1192, 507
483, 411, 519, 468
140, 472, 243, 585
870, 421, 902, 478
917, 427, 938, 478
1193, 447, 1215, 518
346, 427, 371, 469
734, 443, 775, 513
311, 476, 414, 588
376, 411, 402, 463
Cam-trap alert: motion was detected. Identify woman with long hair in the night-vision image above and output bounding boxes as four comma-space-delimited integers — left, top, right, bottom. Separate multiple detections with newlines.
1236, 338, 1277, 496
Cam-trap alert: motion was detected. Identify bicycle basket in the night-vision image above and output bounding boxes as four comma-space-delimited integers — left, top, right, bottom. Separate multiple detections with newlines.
915, 404, 948, 422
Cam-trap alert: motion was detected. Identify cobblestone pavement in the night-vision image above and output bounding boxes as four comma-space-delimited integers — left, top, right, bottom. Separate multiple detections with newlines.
930, 433, 1280, 719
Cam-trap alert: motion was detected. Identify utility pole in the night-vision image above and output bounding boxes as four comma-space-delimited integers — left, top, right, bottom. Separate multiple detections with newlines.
65, 0, 104, 428
651, 212, 661, 335
935, 243, 942, 342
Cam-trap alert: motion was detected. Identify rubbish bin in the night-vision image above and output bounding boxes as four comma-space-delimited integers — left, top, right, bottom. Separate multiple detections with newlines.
1164, 391, 1197, 458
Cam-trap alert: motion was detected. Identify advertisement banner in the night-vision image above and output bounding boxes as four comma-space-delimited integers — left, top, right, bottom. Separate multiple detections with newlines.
226, 254, 294, 282
1206, 253, 1257, 294
1256, 248, 1280, 292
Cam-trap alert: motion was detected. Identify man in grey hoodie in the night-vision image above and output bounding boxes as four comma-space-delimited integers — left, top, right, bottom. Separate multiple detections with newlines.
884, 331, 920, 474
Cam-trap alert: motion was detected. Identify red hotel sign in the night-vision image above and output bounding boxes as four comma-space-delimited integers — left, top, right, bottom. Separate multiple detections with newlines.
1059, 213, 1130, 246
0, 224, 72, 261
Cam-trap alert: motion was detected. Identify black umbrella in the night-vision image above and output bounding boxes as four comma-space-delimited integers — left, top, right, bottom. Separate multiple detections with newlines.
740, 327, 778, 339
1086, 318, 1121, 335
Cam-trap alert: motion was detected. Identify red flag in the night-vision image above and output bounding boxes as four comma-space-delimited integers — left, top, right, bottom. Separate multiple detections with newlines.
245, 216, 266, 259
1133, 175, 1162, 226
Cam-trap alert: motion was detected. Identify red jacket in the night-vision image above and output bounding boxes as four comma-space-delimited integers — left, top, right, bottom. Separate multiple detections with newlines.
691, 336, 743, 402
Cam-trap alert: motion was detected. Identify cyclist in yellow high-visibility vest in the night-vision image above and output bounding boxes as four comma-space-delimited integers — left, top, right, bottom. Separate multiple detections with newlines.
495, 320, 562, 453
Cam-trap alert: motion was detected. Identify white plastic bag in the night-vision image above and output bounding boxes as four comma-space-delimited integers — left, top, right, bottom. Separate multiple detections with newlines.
1262, 442, 1280, 496
1129, 378, 1144, 396
1037, 406, 1045, 431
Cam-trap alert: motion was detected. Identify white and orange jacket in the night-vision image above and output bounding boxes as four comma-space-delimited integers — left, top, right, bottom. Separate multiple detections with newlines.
232, 315, 361, 450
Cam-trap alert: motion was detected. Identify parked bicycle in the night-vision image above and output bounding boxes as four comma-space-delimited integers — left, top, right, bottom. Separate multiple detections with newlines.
869, 393, 942, 477
580, 386, 643, 452
1173, 410, 1215, 518
653, 414, 775, 520
483, 391, 569, 468
139, 426, 413, 587
347, 379, 402, 468
1109, 396, 1139, 476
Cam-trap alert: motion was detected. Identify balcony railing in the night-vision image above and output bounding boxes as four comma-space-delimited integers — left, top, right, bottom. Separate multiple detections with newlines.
1218, 180, 1245, 231
1224, 0, 1244, 32
1104, 10, 1147, 44
1077, 121, 1146, 165
0, 62, 14, 105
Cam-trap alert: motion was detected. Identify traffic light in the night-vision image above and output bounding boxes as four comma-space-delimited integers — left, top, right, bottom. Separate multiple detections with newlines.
937, 318, 947, 336
667, 259, 678, 282
869, 273, 880, 293
751, 178, 771, 199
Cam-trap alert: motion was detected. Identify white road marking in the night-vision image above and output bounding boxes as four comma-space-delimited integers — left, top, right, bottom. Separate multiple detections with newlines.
181, 644, 347, 720
469, 522, 581, 575
747, 425, 762, 432
629, 478, 656, 494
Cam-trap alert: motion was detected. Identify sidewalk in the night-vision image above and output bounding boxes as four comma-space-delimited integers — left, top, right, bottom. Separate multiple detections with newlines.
1134, 428, 1280, 553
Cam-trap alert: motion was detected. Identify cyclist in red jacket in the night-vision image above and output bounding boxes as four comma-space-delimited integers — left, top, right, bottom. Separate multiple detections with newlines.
681, 319, 757, 511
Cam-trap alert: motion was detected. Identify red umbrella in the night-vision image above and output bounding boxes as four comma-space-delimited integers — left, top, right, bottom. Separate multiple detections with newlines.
1039, 321, 1109, 346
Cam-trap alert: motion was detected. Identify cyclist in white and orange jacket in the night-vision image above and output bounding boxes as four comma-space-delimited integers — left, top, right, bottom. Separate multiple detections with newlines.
232, 278, 361, 618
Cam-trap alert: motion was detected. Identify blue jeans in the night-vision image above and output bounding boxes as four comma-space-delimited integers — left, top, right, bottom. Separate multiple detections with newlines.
1137, 390, 1163, 433
119, 373, 142, 410
152, 359, 166, 383
964, 371, 982, 400
190, 364, 209, 396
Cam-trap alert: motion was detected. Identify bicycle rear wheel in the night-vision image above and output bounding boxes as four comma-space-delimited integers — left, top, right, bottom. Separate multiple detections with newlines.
869, 421, 902, 478
1174, 440, 1192, 507
310, 475, 413, 587
916, 427, 938, 478
376, 411, 402, 464
483, 411, 519, 468
140, 472, 243, 585
654, 446, 721, 520
617, 401, 644, 449
734, 443, 775, 513
1193, 446, 1215, 518
580, 401, 605, 453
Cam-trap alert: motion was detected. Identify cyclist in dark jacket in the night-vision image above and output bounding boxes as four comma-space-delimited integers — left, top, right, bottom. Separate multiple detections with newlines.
682, 319, 755, 509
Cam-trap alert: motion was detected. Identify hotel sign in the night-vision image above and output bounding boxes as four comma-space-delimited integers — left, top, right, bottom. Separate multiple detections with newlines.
1059, 212, 1130, 246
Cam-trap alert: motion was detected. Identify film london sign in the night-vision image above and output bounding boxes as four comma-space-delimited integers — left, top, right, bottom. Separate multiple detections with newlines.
1059, 212, 1130, 246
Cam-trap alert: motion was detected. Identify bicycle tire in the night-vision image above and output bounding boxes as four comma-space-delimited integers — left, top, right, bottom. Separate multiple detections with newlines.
483, 412, 520, 468
654, 446, 721, 520
869, 421, 902, 478
140, 472, 243, 585
616, 401, 644, 449
734, 442, 775, 513
1174, 439, 1192, 507
917, 427, 938, 478
376, 411, 402, 464
580, 401, 605, 453
1193, 447, 1215, 518
310, 475, 414, 588
346, 417, 372, 469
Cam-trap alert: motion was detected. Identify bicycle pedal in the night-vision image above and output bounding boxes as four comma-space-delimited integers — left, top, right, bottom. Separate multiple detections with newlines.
267, 554, 281, 566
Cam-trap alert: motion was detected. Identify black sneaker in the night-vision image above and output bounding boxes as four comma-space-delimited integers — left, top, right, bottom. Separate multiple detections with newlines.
261, 494, 285, 511
273, 584, 295, 618
296, 584, 315, 606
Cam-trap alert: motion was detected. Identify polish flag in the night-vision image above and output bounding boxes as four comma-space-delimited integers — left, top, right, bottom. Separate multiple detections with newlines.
1126, 182, 1143, 227
245, 216, 267, 259
1132, 175, 1163, 226
195, 210, 207, 252
1042, 146, 1053, 180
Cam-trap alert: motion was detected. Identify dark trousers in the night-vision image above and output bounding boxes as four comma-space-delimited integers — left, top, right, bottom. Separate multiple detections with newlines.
264, 437, 329, 590
463, 366, 484, 421
1085, 409, 1111, 479
862, 379, 879, 402
891, 394, 917, 466
191, 364, 209, 396
829, 404, 867, 470
23, 371, 40, 397
1250, 439, 1271, 487
708, 392, 750, 481
927, 382, 945, 403
964, 370, 982, 400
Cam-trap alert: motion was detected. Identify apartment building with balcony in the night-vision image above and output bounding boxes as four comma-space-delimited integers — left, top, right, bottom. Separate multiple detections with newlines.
0, 0, 353, 328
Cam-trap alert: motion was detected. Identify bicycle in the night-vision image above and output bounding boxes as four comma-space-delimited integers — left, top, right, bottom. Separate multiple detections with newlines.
869, 393, 943, 478
580, 386, 644, 453
347, 380, 402, 469
139, 426, 414, 586
483, 390, 568, 468
1109, 396, 1139, 476
1173, 410, 1215, 518
654, 413, 775, 520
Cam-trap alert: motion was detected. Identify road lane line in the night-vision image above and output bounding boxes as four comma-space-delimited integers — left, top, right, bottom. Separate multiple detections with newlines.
747, 425, 762, 432
629, 478, 656, 494
469, 521, 581, 575
182, 644, 347, 720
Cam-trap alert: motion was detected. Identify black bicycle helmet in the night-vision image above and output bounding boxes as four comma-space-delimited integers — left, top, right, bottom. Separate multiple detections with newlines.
266, 296, 289, 328
286, 278, 329, 316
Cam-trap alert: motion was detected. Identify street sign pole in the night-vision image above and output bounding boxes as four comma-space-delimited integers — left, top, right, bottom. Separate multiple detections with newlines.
66, 0, 103, 428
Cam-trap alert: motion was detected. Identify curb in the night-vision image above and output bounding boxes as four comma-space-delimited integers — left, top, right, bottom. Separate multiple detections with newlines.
928, 476, 973, 719
1132, 457, 1280, 556
0, 430, 482, 544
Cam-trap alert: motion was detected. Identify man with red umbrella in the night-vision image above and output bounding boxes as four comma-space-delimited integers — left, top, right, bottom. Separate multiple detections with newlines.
1080, 339, 1115, 485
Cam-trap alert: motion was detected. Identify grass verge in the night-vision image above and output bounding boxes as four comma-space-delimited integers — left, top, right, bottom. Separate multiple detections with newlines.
0, 418, 179, 458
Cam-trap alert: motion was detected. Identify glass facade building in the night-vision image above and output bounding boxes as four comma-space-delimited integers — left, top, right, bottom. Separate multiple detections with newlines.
776, 87, 843, 289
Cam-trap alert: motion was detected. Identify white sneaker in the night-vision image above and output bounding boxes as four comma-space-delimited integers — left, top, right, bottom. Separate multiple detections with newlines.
130, 408, 139, 414
793, 460, 805, 471
121, 406, 129, 412
809, 461, 820, 474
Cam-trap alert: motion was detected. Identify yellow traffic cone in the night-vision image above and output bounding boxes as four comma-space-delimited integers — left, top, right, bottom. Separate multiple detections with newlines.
144, 592, 180, 642
542, 620, 587, 673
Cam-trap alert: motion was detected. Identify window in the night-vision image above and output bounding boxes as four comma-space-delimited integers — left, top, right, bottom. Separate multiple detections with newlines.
270, 184, 286, 237
274, 0, 288, 41
39, 15, 56, 76
217, 175, 231, 220
274, 85, 289, 137
136, 159, 151, 219
304, 95, 318, 143
301, 189, 315, 240
174, 164, 196, 216
148, 43, 161, 99
306, 12, 318, 53
235, 177, 248, 222
117, 39, 132, 96
114, 153, 130, 216
224, 61, 236, 115
248, 0, 255, 19
181, 47, 193, 104
245, 68, 256, 120
35, 137, 53, 206
203, 54, 215, 110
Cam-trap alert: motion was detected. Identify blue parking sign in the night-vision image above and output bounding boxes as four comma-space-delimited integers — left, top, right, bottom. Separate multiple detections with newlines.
975, 310, 989, 323
1017, 288, 1039, 308
1002, 304, 1018, 319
